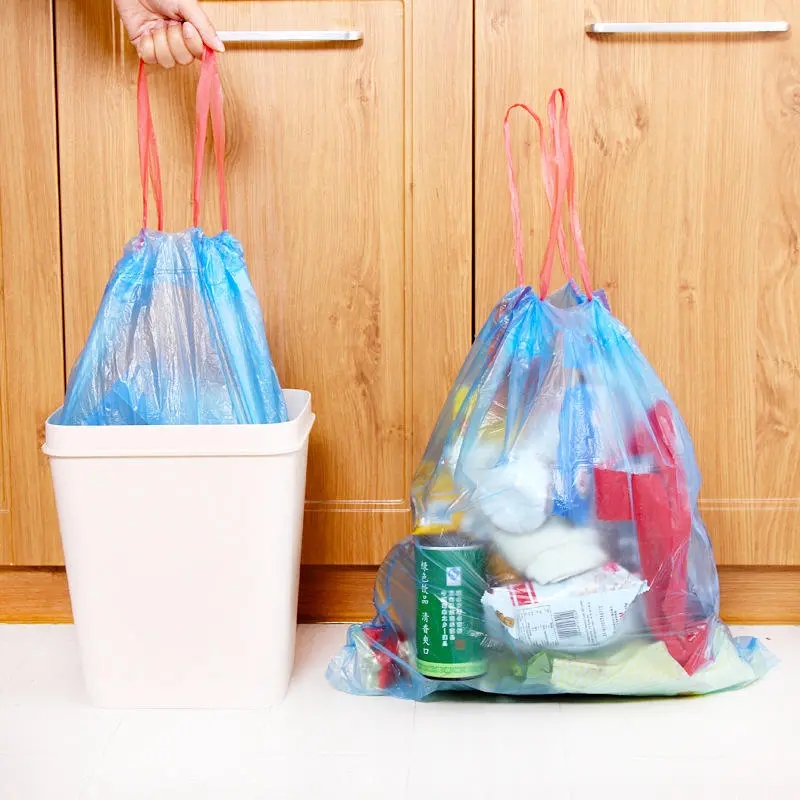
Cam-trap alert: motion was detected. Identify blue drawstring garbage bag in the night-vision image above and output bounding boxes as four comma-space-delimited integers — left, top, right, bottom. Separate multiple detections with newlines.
59, 51, 287, 427
328, 90, 774, 699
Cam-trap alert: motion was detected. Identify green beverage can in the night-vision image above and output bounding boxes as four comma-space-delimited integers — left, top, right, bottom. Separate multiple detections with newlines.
415, 534, 487, 680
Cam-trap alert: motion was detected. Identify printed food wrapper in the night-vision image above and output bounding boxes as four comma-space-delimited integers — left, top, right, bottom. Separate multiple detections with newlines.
482, 562, 648, 653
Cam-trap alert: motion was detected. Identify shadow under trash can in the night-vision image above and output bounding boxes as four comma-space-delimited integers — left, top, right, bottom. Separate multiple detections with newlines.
44, 389, 314, 709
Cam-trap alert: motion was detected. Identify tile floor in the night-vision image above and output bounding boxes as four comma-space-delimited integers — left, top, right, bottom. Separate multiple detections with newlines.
0, 623, 797, 799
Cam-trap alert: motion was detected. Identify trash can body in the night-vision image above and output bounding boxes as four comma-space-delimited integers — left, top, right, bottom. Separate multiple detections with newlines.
44, 390, 313, 709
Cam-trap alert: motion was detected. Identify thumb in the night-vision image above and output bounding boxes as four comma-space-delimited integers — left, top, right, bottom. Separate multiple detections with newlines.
176, 1, 224, 51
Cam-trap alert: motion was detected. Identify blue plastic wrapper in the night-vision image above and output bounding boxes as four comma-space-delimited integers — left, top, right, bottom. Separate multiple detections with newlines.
59, 229, 287, 426
327, 92, 775, 699
59, 52, 287, 427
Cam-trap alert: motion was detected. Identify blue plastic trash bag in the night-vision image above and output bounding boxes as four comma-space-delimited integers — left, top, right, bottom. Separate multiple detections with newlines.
328, 90, 775, 699
59, 51, 287, 427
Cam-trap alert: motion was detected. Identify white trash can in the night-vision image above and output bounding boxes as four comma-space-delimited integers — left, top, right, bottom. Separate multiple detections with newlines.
43, 389, 314, 709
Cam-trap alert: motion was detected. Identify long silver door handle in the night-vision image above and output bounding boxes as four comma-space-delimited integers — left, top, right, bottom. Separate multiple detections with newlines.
217, 30, 363, 44
586, 21, 790, 35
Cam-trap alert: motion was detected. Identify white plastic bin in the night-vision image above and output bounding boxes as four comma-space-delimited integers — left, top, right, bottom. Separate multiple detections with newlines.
43, 389, 314, 709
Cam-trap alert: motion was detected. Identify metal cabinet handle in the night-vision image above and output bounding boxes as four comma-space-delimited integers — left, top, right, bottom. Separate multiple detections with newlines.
217, 30, 363, 44
586, 21, 790, 35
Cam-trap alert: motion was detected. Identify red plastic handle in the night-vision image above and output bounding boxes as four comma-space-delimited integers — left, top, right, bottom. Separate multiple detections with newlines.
503, 103, 566, 294
547, 89, 592, 299
193, 47, 228, 230
137, 60, 164, 231
136, 48, 228, 233
503, 90, 593, 299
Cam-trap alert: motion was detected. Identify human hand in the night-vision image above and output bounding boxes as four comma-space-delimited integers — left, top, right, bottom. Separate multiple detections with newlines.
114, 0, 224, 67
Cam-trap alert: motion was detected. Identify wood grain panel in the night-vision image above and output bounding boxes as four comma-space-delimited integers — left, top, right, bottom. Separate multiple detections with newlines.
297, 565, 377, 621
2, 566, 797, 625
55, 0, 472, 566
0, 569, 74, 623
300, 504, 409, 564
409, 0, 473, 467
718, 566, 800, 624
0, 1, 65, 565
700, 500, 800, 565
475, 0, 800, 565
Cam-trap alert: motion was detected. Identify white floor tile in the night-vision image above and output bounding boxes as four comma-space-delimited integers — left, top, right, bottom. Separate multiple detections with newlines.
0, 755, 87, 800
569, 757, 729, 800
254, 754, 408, 800
83, 710, 267, 799
409, 697, 566, 794
0, 704, 120, 760
0, 623, 796, 799
0, 625, 86, 705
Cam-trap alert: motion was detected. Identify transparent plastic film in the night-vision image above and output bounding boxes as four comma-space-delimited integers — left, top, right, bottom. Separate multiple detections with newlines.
327, 90, 775, 699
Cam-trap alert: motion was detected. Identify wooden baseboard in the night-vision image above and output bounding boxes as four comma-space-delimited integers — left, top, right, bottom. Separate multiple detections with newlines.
0, 568, 73, 623
1, 565, 798, 624
297, 566, 378, 622
716, 567, 800, 624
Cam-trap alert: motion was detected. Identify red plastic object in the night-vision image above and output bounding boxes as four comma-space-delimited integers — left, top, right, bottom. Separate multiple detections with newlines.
594, 401, 710, 675
362, 626, 407, 690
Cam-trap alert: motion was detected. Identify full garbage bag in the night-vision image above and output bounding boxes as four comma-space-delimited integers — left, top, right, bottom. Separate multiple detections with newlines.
328, 90, 774, 699
59, 51, 287, 426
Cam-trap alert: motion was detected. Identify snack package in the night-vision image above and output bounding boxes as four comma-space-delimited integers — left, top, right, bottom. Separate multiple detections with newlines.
482, 563, 647, 652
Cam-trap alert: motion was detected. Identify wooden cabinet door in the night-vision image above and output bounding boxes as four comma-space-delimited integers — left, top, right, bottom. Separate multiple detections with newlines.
476, 0, 800, 566
56, 0, 471, 566
0, 1, 65, 565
